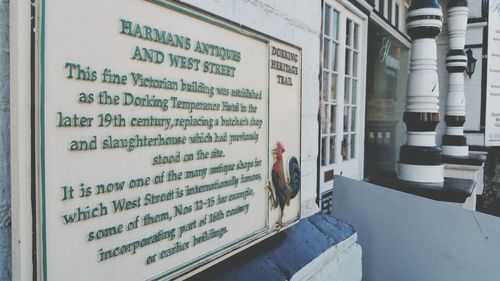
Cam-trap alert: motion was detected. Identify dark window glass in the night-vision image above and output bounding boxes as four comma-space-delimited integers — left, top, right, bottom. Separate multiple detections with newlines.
388, 0, 393, 23
324, 4, 331, 36
395, 4, 400, 29
364, 21, 410, 177
333, 10, 339, 40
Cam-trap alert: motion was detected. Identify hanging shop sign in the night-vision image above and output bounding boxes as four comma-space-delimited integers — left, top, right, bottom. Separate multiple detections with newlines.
486, 1, 500, 146
37, 0, 302, 280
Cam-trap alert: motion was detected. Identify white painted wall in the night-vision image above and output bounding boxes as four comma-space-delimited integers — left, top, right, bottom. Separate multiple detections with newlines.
332, 176, 500, 281
462, 43, 483, 131
468, 0, 484, 19
0, 0, 11, 280
180, 0, 322, 216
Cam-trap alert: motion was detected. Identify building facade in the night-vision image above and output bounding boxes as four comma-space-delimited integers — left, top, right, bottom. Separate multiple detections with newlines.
1, 0, 499, 279
319, 0, 412, 209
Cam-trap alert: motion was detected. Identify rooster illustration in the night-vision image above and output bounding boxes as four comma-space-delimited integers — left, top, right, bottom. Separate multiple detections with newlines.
266, 142, 301, 227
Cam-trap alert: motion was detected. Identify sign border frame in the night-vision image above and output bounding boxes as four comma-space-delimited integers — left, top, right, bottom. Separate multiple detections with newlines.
37, 0, 303, 280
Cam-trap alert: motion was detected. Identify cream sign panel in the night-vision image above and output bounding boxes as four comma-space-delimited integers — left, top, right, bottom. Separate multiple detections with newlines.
39, 0, 301, 280
486, 1, 500, 146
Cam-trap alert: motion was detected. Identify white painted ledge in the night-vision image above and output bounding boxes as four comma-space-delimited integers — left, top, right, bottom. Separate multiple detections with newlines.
292, 233, 362, 281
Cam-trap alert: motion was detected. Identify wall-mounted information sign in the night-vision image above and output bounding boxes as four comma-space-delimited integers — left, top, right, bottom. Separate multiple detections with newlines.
486, 1, 500, 146
37, 0, 302, 280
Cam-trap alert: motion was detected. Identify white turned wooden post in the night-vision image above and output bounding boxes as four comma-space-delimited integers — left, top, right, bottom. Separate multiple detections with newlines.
442, 0, 469, 157
397, 0, 444, 183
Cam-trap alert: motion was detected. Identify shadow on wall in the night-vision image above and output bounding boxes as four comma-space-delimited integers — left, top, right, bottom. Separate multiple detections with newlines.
0, 0, 12, 280
0, 206, 12, 280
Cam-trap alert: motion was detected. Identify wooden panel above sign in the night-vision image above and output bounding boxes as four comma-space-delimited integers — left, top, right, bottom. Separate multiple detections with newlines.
37, 0, 302, 280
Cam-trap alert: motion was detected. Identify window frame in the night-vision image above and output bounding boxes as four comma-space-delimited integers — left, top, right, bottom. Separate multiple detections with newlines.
319, 0, 368, 190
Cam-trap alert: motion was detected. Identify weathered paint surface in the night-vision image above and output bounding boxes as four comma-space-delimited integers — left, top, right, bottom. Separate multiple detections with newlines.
187, 212, 357, 281
0, 0, 11, 280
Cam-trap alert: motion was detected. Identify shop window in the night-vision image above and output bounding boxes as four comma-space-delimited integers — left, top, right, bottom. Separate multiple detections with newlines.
388, 0, 393, 24
364, 21, 409, 177
321, 17, 360, 164
395, 4, 400, 29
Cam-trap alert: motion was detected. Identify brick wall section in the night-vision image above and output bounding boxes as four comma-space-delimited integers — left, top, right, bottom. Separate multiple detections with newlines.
0, 0, 11, 280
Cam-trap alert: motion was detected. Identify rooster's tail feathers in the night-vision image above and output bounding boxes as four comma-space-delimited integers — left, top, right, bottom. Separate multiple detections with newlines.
288, 156, 301, 199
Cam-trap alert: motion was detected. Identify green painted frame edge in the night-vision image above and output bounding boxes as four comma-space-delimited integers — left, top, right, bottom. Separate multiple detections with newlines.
40, 0, 47, 280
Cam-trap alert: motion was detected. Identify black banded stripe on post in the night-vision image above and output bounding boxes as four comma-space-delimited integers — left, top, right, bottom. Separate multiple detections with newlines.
406, 0, 443, 39
400, 145, 442, 165
444, 115, 466, 127
446, 49, 467, 72
403, 112, 440, 131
